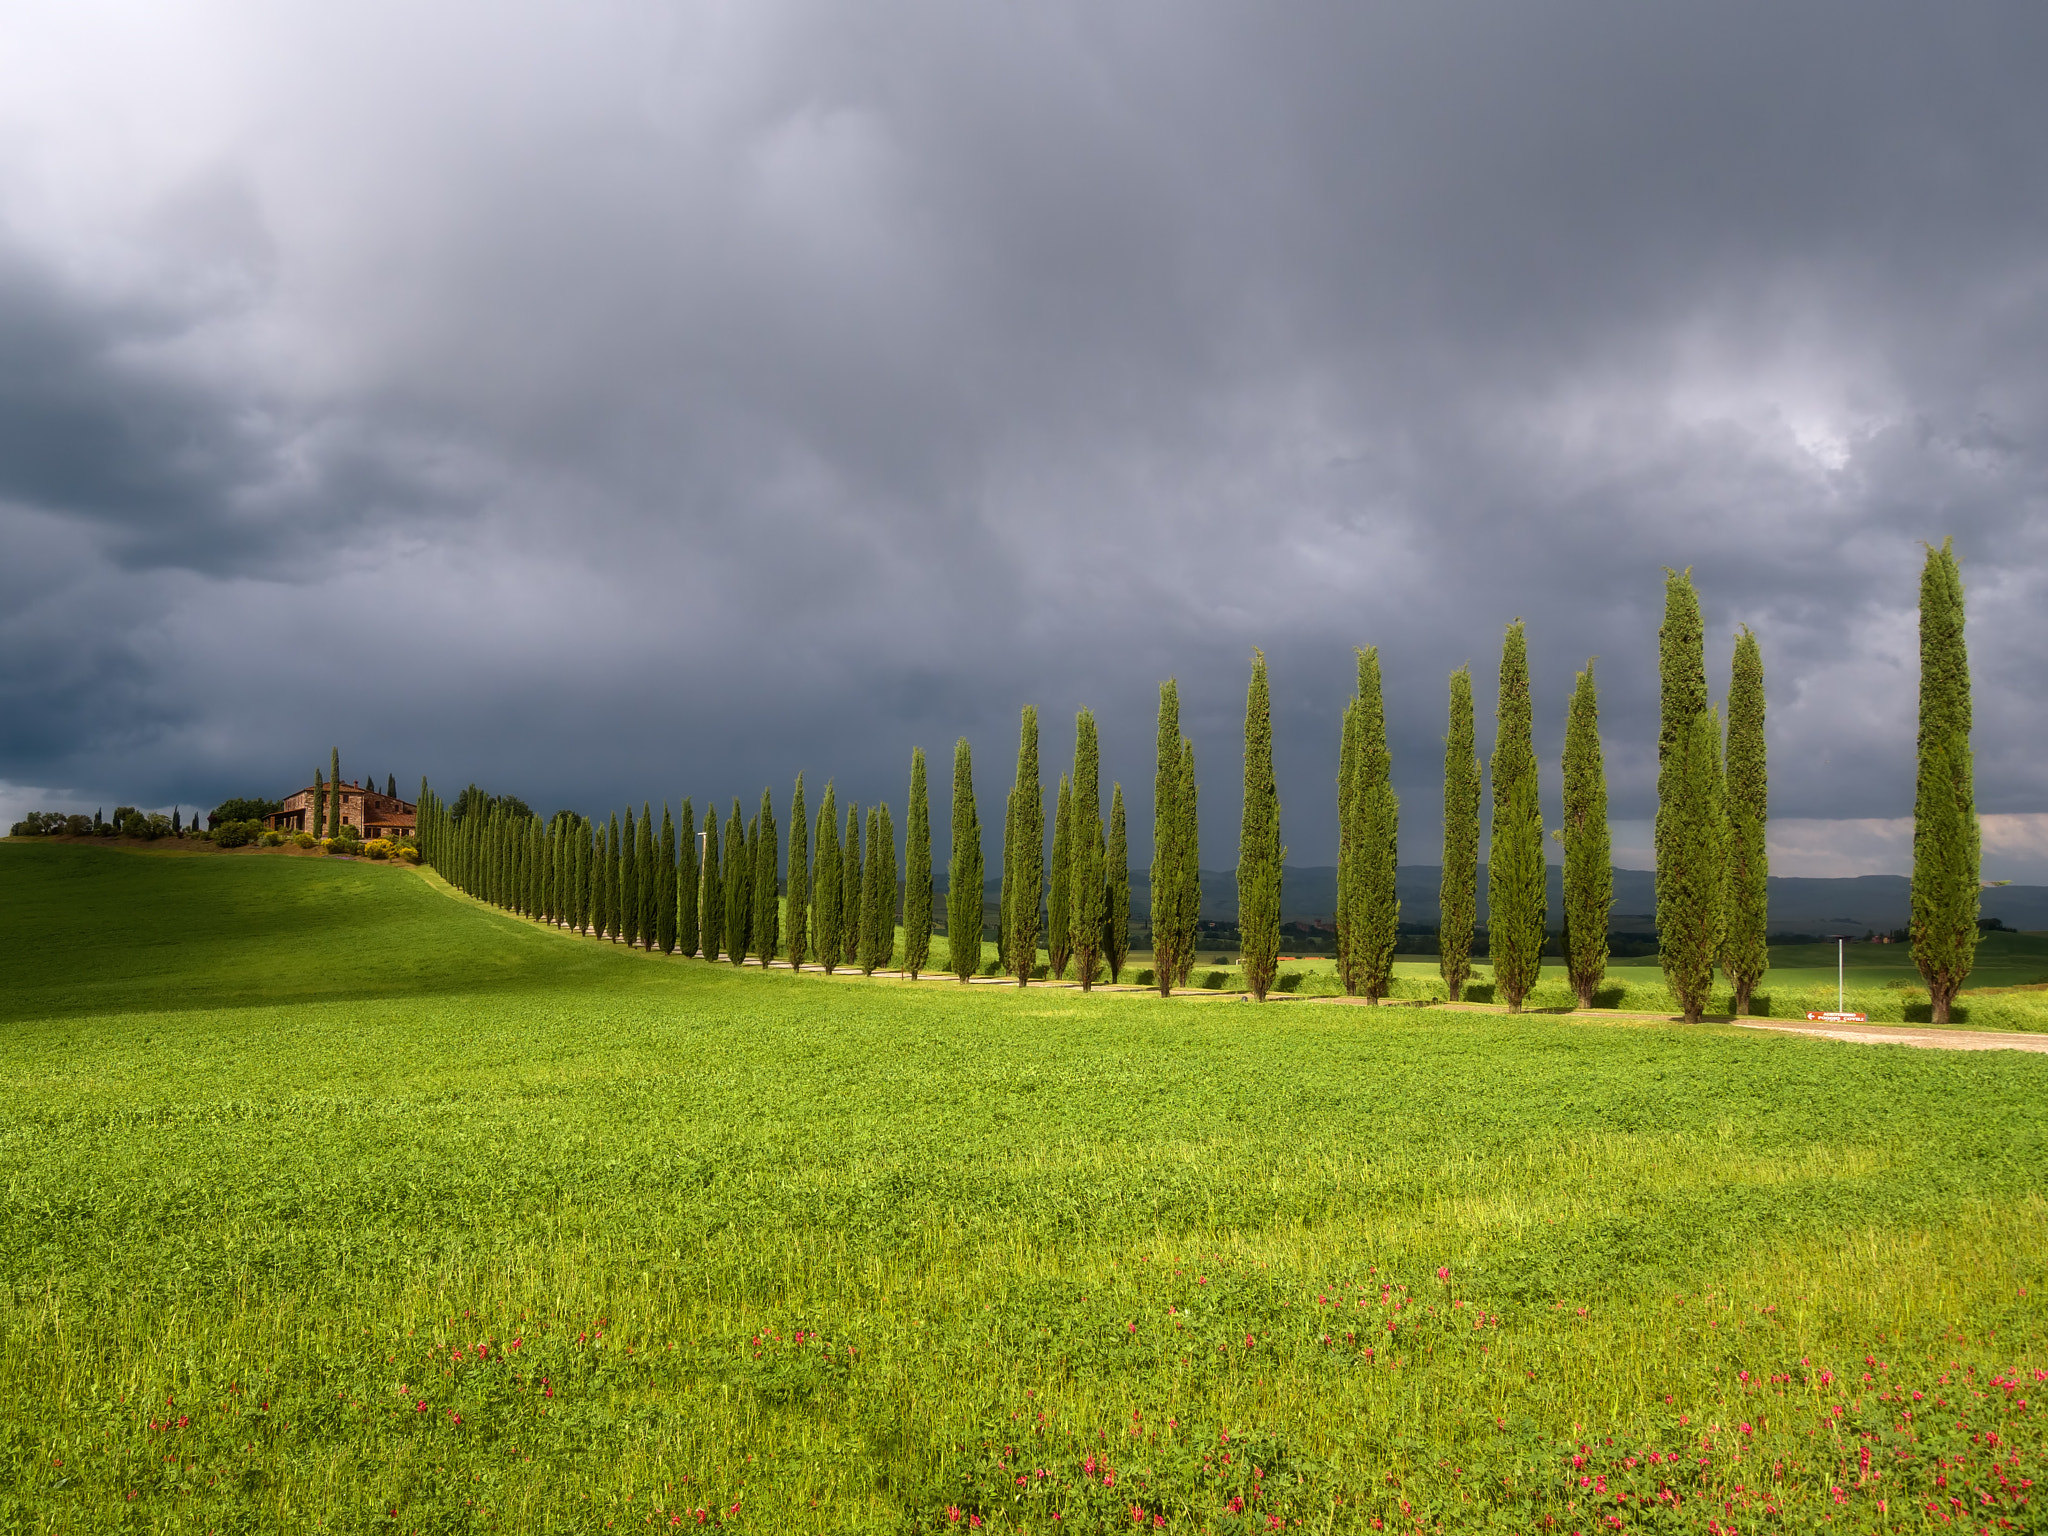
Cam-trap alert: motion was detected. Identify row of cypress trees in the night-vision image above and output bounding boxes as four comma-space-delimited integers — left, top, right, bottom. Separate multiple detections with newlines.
414, 547, 1976, 1015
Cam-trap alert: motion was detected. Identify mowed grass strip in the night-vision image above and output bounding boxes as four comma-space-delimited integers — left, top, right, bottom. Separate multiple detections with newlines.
1, 841, 2043, 1533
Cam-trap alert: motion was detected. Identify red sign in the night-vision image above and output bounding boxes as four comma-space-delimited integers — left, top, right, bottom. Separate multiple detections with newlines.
1805, 1010, 1869, 1023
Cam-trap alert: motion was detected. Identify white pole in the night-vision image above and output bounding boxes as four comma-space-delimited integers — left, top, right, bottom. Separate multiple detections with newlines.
1838, 937, 1845, 1013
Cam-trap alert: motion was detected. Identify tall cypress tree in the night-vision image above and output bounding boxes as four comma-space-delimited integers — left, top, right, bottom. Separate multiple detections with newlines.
859, 805, 883, 975
1346, 647, 1399, 1003
947, 739, 983, 981
876, 804, 898, 972
700, 810, 723, 960
313, 769, 326, 841
1007, 707, 1043, 985
637, 804, 656, 944
1175, 739, 1200, 987
592, 816, 612, 939
815, 785, 842, 973
840, 804, 862, 970
1047, 774, 1073, 981
571, 817, 589, 935
753, 789, 779, 965
1237, 651, 1283, 1001
725, 801, 751, 965
677, 800, 698, 955
657, 804, 678, 954
1070, 710, 1105, 991
903, 750, 933, 979
1489, 621, 1547, 1012
997, 788, 1016, 975
1439, 667, 1480, 1004
1560, 661, 1613, 1009
1656, 570, 1723, 1022
1912, 537, 1978, 1024
786, 776, 810, 969
1721, 632, 1768, 1014
1105, 783, 1130, 983
1336, 694, 1363, 994
622, 809, 642, 945
1151, 681, 1187, 996
329, 748, 342, 837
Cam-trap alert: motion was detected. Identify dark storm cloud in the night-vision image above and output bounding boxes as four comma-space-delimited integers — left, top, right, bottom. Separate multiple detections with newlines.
1, 1, 2044, 872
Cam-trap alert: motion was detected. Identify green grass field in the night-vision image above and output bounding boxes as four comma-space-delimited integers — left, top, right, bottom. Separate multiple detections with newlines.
2, 840, 2043, 1533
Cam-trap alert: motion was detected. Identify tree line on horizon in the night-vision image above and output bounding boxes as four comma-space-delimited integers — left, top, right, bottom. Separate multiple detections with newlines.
413, 540, 1979, 1019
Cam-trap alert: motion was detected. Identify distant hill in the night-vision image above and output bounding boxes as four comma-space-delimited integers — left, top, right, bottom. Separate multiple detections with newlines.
963, 865, 2048, 934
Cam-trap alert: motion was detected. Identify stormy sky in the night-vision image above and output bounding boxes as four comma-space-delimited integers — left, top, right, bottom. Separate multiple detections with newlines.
2, 2, 2044, 877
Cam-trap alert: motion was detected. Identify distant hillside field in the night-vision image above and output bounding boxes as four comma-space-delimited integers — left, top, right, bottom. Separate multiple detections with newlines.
1, 840, 2043, 1531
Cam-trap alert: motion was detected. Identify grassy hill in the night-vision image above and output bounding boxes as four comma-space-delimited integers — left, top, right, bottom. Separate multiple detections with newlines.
1, 840, 2043, 1531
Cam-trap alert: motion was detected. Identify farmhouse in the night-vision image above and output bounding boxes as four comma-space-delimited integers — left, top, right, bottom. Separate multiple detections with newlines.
266, 782, 416, 840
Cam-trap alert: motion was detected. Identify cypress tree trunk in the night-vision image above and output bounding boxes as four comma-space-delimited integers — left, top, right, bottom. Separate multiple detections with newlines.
725, 802, 751, 965
1440, 667, 1480, 1004
329, 748, 341, 837
657, 805, 678, 954
860, 805, 883, 975
903, 750, 933, 978
1007, 707, 1043, 985
1070, 711, 1105, 991
700, 811, 722, 960
841, 804, 862, 970
1655, 570, 1724, 1022
1912, 537, 1978, 1024
1047, 774, 1073, 981
1561, 661, 1614, 1010
1721, 632, 1768, 1014
787, 776, 810, 969
753, 790, 779, 965
1152, 681, 1184, 996
1174, 739, 1200, 988
1105, 783, 1130, 983
1489, 621, 1547, 1012
1661, 708, 1727, 1022
1356, 648, 1399, 1004
814, 786, 841, 973
677, 800, 698, 955
947, 739, 982, 981
1237, 651, 1283, 1002
998, 788, 1016, 975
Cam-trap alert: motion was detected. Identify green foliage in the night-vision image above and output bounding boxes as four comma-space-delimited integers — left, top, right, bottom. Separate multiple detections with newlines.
1237, 651, 1283, 1001
1488, 622, 1546, 1011
947, 741, 983, 983
1151, 682, 1197, 997
1104, 782, 1130, 984
1722, 631, 1768, 1013
1439, 666, 1480, 1004
786, 776, 809, 969
998, 788, 1015, 976
1339, 647, 1399, 1003
637, 803, 656, 947
861, 805, 886, 976
677, 799, 698, 956
814, 785, 842, 974
1661, 707, 1728, 1022
1006, 706, 1043, 986
1561, 659, 1613, 1009
1070, 711, 1106, 992
753, 789, 780, 966
1048, 773, 1073, 981
209, 796, 283, 826
841, 803, 863, 971
700, 808, 722, 960
1, 841, 2046, 1530
656, 804, 678, 955
620, 806, 641, 946
725, 801, 751, 966
903, 750, 932, 979
1913, 536, 1979, 1024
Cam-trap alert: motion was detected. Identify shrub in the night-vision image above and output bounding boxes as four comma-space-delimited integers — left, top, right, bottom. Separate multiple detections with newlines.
291, 832, 317, 849
1030, 963, 1050, 980
1275, 972, 1303, 993
213, 821, 262, 849
1135, 968, 1156, 987
395, 845, 421, 864
258, 830, 286, 847
363, 838, 394, 861
1201, 970, 1227, 989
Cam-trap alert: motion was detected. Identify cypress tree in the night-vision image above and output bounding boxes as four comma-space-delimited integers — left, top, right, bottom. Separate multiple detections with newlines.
1176, 738, 1200, 987
589, 817, 608, 938
903, 750, 933, 979
871, 803, 898, 973
753, 789, 779, 965
1912, 537, 1978, 1024
947, 739, 983, 981
677, 800, 698, 955
1104, 783, 1130, 983
1344, 647, 1399, 1003
620, 810, 640, 944
1070, 710, 1105, 991
1151, 682, 1186, 996
329, 748, 341, 837
657, 804, 678, 954
567, 817, 584, 934
1656, 570, 1723, 1022
531, 817, 545, 916
860, 805, 883, 975
540, 816, 555, 923
1439, 667, 1480, 1004
1561, 660, 1613, 1009
725, 801, 751, 965
997, 788, 1016, 975
840, 804, 862, 970
1721, 632, 1768, 1014
613, 813, 630, 940
787, 776, 810, 969
1237, 651, 1283, 1001
1336, 694, 1363, 994
700, 810, 722, 959
815, 785, 842, 973
637, 804, 656, 944
1489, 621, 1547, 1013
313, 769, 326, 841
1047, 774, 1073, 981
1007, 707, 1043, 985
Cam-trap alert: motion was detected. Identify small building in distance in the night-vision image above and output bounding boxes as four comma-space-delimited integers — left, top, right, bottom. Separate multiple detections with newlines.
266, 781, 416, 840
